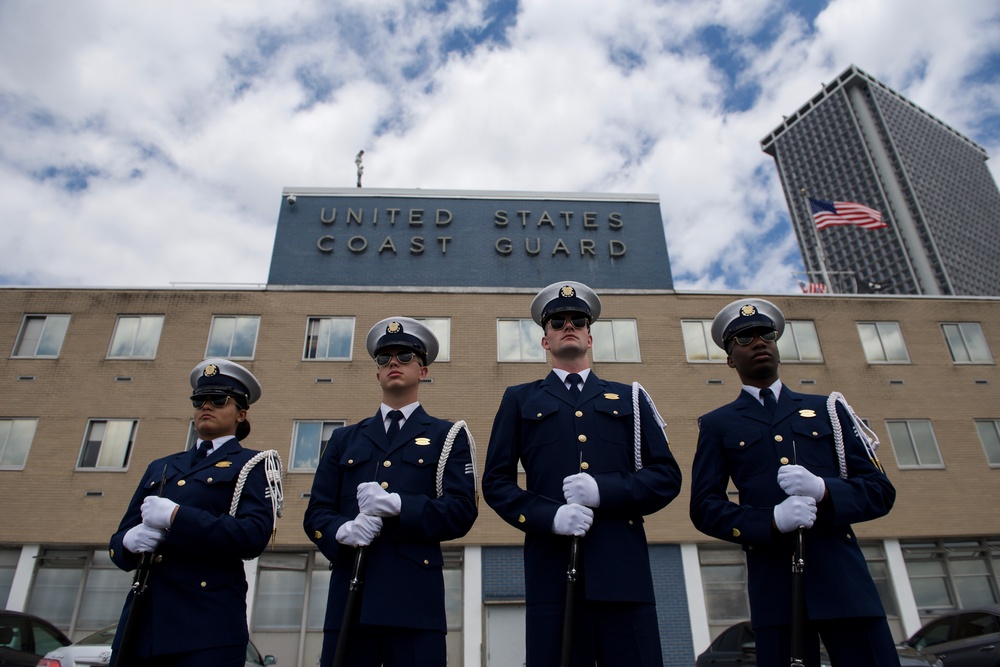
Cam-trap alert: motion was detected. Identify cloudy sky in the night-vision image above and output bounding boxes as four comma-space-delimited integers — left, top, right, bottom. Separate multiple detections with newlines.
1, 0, 998, 292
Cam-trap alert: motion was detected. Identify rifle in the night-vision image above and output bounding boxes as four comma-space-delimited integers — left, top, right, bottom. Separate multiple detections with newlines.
110, 464, 168, 667
560, 453, 584, 667
790, 442, 806, 667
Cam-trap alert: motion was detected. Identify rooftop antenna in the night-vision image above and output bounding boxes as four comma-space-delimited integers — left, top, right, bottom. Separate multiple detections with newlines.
355, 150, 364, 188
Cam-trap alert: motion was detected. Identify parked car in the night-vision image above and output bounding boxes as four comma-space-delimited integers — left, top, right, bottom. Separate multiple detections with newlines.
900, 604, 1000, 667
0, 610, 72, 667
696, 620, 942, 667
37, 623, 276, 667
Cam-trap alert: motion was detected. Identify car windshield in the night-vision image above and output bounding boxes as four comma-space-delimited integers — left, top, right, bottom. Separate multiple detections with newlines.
78, 625, 118, 645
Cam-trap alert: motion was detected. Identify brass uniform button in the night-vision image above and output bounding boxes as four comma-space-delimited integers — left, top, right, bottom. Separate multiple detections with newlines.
774, 435, 783, 442
575, 411, 583, 417
578, 435, 587, 443
628, 519, 634, 526
812, 431, 819, 436
177, 480, 186, 487
518, 514, 526, 524
418, 459, 424, 464
381, 482, 389, 490
613, 410, 619, 415
314, 531, 323, 539
206, 477, 213, 483
739, 441, 746, 447
423, 560, 430, 565
200, 581, 207, 588
581, 462, 590, 471
846, 534, 852, 540
383, 460, 392, 468
537, 412, 543, 418
109, 549, 115, 558
732, 528, 741, 537
348, 459, 354, 465
780, 457, 789, 465
155, 555, 164, 563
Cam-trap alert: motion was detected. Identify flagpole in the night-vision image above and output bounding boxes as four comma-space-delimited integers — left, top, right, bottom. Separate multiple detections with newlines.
800, 189, 832, 293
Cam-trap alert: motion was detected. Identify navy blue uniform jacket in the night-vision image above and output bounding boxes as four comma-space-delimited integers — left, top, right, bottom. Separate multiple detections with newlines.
304, 406, 478, 633
482, 371, 682, 605
690, 387, 895, 627
109, 437, 275, 657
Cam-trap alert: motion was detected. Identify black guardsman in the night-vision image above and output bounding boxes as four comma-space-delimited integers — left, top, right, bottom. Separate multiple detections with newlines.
482, 281, 682, 666
109, 358, 283, 667
689, 298, 899, 667
304, 317, 478, 667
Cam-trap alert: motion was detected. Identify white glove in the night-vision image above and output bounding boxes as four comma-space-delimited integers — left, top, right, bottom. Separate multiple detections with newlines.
552, 503, 594, 537
356, 482, 402, 517
141, 496, 179, 530
123, 524, 167, 553
562, 473, 600, 508
777, 464, 826, 502
773, 495, 817, 533
336, 514, 383, 547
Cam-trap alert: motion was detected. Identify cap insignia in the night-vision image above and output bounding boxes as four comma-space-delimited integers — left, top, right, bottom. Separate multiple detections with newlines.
387, 321, 403, 334
203, 364, 220, 377
559, 285, 576, 298
740, 305, 758, 317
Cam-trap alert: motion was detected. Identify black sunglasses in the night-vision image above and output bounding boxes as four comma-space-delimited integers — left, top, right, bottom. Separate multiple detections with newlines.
731, 330, 778, 346
192, 396, 233, 409
376, 351, 417, 366
548, 315, 589, 330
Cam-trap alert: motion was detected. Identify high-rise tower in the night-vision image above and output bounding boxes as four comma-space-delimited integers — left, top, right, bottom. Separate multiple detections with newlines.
761, 65, 1000, 295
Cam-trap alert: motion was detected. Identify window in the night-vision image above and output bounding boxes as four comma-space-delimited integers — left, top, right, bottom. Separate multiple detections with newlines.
253, 552, 310, 631
25, 550, 131, 634
974, 420, 1000, 467
886, 420, 943, 468
698, 544, 750, 640
857, 321, 909, 363
303, 317, 355, 360
592, 319, 640, 362
861, 542, 903, 640
0, 549, 18, 607
290, 420, 345, 471
414, 317, 451, 362
77, 419, 138, 470
497, 319, 545, 362
206, 315, 260, 359
776, 320, 823, 362
0, 418, 37, 469
681, 320, 727, 362
902, 539, 1000, 622
107, 315, 164, 359
12, 315, 70, 358
942, 323, 993, 363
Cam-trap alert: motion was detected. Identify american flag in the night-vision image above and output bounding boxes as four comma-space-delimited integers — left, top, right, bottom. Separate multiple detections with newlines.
798, 281, 827, 294
809, 198, 887, 230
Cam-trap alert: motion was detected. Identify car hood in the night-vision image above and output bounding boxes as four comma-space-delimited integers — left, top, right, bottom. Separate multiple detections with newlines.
43, 645, 113, 666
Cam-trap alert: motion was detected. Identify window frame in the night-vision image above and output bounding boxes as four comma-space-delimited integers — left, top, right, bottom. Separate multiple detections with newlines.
885, 419, 944, 469
974, 419, 1000, 467
591, 318, 640, 363
941, 322, 994, 364
76, 419, 139, 471
106, 315, 165, 360
857, 321, 910, 364
205, 315, 261, 360
289, 420, 347, 472
776, 320, 824, 363
413, 317, 451, 362
302, 316, 356, 361
11, 314, 71, 359
681, 319, 727, 363
0, 418, 38, 470
497, 318, 546, 363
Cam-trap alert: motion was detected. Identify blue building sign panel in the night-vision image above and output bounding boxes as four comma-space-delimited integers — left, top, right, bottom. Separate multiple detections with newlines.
267, 188, 673, 289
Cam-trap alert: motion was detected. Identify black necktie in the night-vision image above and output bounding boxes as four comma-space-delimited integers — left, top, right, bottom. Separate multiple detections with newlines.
566, 373, 583, 400
760, 387, 777, 415
193, 440, 213, 463
386, 410, 403, 442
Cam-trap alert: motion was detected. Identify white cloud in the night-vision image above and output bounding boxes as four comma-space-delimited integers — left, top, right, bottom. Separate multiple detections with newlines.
0, 0, 997, 291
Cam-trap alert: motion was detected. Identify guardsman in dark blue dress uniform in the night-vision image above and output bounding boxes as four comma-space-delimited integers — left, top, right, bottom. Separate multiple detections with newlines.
304, 317, 478, 667
109, 358, 282, 667
483, 281, 682, 667
690, 299, 899, 667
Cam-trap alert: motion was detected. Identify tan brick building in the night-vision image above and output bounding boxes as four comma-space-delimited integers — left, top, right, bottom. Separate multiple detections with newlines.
1, 189, 999, 666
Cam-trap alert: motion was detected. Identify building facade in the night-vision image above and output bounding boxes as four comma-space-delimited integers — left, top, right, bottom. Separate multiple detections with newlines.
761, 65, 1000, 297
2, 189, 1000, 666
